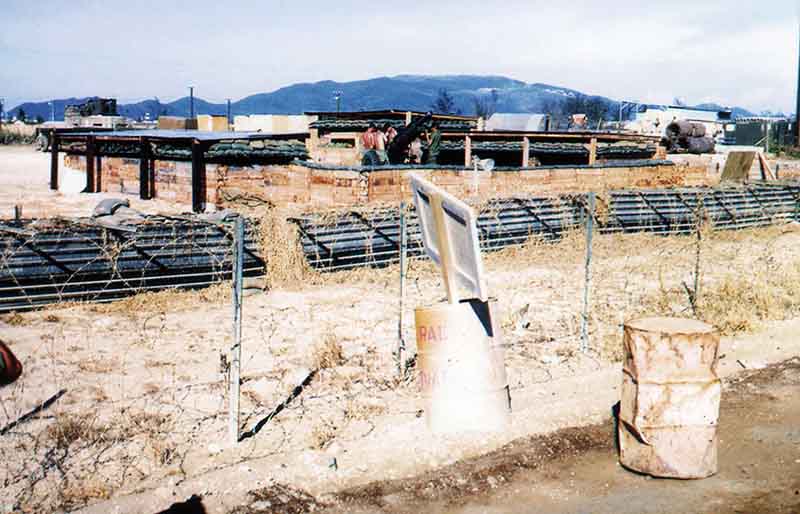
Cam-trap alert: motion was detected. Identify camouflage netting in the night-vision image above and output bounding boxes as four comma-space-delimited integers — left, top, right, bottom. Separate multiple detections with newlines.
59, 141, 87, 154
96, 141, 140, 156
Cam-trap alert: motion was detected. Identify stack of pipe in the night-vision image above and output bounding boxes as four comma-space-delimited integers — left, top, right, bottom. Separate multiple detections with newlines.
663, 121, 715, 154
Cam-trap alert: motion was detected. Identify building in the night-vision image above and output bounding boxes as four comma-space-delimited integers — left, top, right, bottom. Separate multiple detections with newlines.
197, 115, 229, 132
633, 105, 733, 139
233, 114, 312, 133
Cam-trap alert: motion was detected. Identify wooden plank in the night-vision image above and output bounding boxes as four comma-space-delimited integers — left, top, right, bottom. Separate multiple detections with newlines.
139, 137, 151, 199
50, 134, 59, 190
191, 139, 206, 213
721, 151, 756, 183
464, 135, 472, 168
522, 137, 530, 167
757, 153, 776, 181
588, 137, 598, 166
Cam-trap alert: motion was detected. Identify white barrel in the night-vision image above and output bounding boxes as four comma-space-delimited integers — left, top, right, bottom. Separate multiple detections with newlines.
415, 299, 510, 433
618, 317, 720, 479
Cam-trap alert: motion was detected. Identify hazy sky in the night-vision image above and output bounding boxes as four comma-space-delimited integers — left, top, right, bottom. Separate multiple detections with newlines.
1, 0, 798, 112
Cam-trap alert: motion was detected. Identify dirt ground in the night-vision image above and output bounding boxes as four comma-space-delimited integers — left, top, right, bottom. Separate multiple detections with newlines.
0, 144, 186, 219
1, 144, 800, 513
323, 358, 800, 514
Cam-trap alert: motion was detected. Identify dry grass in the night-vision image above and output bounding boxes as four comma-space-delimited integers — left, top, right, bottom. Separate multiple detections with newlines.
345, 397, 387, 421
77, 356, 119, 374
59, 479, 112, 511
259, 206, 318, 290
46, 415, 108, 449
310, 418, 338, 449
2, 311, 26, 326
311, 334, 345, 370
87, 283, 229, 316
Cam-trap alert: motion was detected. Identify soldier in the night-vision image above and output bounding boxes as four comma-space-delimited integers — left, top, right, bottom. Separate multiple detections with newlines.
425, 122, 442, 165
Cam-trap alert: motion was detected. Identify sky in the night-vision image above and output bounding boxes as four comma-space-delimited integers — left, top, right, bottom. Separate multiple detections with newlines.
1, 0, 798, 113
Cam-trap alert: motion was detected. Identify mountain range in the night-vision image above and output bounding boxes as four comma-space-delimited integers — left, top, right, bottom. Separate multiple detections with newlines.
5, 74, 757, 122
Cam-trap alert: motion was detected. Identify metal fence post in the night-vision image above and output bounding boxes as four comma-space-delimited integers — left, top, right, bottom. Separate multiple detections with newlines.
397, 202, 407, 375
580, 192, 595, 354
229, 216, 245, 444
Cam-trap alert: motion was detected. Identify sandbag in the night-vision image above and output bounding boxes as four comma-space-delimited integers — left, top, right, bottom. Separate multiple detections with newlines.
691, 123, 706, 138
666, 121, 706, 139
686, 136, 715, 155
0, 340, 22, 386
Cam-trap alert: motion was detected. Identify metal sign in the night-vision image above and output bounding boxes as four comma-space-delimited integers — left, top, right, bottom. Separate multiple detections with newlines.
409, 173, 487, 303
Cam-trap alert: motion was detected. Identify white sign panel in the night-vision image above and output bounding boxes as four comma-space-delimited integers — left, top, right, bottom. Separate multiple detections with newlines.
409, 173, 487, 303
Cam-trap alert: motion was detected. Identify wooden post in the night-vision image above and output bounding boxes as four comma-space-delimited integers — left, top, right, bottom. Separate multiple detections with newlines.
580, 192, 595, 354
50, 134, 59, 190
588, 137, 598, 166
149, 156, 156, 199
229, 216, 244, 444
397, 202, 407, 376
95, 155, 102, 192
85, 136, 95, 193
191, 139, 206, 213
464, 135, 472, 168
139, 137, 151, 200
522, 137, 530, 167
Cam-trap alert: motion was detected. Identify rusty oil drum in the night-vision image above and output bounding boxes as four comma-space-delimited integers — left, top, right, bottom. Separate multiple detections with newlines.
414, 299, 510, 433
618, 317, 720, 479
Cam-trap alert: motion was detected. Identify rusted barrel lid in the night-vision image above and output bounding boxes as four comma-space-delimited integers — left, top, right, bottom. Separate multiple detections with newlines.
625, 317, 715, 336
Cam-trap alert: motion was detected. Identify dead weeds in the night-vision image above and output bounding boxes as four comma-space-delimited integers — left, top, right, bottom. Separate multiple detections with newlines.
312, 333, 345, 370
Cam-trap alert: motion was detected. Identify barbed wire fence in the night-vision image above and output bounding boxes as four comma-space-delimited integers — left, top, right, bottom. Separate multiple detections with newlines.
3, 182, 800, 511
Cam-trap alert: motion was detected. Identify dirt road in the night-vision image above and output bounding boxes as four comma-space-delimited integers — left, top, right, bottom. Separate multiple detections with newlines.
301, 359, 800, 514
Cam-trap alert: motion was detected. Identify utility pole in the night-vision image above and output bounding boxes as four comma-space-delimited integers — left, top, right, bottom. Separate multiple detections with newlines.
226, 98, 232, 128
333, 90, 343, 113
796, 19, 800, 146
188, 85, 195, 119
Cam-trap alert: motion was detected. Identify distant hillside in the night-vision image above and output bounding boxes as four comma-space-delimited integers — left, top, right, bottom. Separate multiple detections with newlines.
5, 74, 758, 122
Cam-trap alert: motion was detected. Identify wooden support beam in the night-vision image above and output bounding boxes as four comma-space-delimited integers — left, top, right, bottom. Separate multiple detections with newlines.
95, 155, 102, 192
522, 137, 530, 167
588, 137, 598, 166
139, 137, 151, 200
50, 134, 59, 190
191, 139, 206, 213
85, 135, 95, 193
149, 158, 156, 199
464, 135, 472, 168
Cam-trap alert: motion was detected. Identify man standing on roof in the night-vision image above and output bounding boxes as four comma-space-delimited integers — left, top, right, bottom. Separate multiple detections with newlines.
425, 122, 442, 165
361, 123, 380, 165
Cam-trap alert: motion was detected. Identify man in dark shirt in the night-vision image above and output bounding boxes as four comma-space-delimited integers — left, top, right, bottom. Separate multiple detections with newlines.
426, 122, 442, 165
